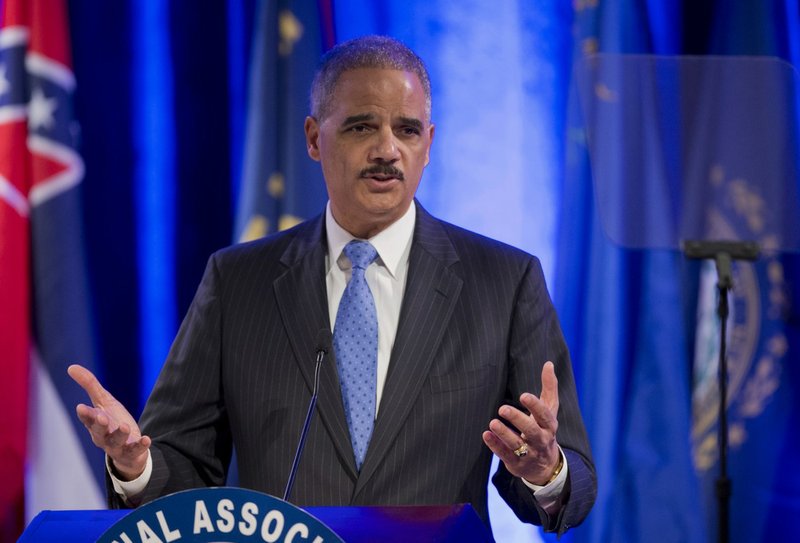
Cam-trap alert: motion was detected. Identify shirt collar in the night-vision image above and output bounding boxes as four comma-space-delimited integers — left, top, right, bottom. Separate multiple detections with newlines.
325, 201, 416, 279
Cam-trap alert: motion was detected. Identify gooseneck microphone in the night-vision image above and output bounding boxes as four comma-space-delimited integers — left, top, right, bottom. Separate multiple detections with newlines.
283, 328, 332, 502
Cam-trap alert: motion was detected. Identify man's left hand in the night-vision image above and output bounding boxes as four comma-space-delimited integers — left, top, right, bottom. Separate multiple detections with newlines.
482, 360, 561, 486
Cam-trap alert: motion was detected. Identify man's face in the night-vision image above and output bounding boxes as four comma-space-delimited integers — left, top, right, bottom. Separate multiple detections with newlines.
305, 68, 435, 238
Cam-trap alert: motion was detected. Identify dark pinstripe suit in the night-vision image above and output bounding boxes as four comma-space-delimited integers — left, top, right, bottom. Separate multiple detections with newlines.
125, 202, 596, 536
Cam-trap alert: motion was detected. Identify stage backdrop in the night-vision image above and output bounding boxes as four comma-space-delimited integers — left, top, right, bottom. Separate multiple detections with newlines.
7, 1, 800, 542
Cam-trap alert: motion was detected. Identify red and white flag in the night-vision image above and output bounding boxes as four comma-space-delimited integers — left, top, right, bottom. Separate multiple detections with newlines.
0, 0, 103, 538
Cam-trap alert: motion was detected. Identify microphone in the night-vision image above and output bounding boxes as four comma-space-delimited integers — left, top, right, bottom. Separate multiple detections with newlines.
283, 328, 332, 502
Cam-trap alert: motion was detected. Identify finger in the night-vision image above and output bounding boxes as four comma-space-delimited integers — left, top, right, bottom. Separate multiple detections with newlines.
75, 403, 97, 427
488, 417, 525, 453
497, 404, 541, 440
75, 403, 114, 433
520, 393, 558, 434
105, 425, 134, 449
75, 404, 140, 449
482, 431, 522, 468
121, 435, 151, 458
68, 364, 112, 406
539, 361, 559, 413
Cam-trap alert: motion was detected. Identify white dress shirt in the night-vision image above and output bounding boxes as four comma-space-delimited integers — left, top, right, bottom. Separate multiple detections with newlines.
325, 201, 415, 415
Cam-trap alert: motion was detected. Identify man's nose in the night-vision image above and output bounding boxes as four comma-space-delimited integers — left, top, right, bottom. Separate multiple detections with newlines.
368, 127, 400, 162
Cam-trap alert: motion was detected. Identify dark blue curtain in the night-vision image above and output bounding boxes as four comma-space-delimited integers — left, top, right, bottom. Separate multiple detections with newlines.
68, 1, 245, 412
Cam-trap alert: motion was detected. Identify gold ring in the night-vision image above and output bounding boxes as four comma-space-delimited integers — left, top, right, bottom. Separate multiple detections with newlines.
513, 443, 528, 457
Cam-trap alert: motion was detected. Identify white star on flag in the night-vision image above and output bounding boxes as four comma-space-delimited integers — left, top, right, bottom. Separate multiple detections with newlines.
28, 86, 57, 130
0, 64, 9, 96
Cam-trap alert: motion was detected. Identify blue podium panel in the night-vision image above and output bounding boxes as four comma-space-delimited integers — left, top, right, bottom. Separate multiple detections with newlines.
21, 510, 129, 543
307, 504, 492, 542
21, 504, 493, 542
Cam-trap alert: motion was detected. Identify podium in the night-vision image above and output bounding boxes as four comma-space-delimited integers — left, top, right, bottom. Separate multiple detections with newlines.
19, 488, 493, 542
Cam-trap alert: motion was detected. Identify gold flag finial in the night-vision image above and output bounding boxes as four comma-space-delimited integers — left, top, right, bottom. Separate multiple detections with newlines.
279, 10, 303, 56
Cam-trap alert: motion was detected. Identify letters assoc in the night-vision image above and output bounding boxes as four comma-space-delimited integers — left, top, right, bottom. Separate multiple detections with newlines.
110, 498, 326, 543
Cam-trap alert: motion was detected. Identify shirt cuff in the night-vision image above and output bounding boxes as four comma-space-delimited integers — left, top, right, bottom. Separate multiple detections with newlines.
521, 446, 568, 513
107, 450, 153, 500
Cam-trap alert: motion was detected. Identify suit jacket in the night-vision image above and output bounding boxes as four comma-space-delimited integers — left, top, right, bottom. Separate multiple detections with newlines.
125, 202, 596, 536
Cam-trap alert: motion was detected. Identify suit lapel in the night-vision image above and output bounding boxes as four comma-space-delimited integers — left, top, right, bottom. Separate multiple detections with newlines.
354, 203, 463, 496
273, 216, 358, 479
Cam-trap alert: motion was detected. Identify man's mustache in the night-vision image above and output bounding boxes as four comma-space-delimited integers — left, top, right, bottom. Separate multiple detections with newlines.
360, 165, 405, 180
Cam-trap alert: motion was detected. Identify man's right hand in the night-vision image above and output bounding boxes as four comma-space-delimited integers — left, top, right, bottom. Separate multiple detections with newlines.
68, 364, 151, 481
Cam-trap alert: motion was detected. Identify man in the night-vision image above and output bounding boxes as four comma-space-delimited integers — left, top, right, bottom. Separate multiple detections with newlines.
70, 35, 596, 536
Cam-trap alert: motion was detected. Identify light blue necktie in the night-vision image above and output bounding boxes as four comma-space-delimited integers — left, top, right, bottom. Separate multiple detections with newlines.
334, 240, 379, 470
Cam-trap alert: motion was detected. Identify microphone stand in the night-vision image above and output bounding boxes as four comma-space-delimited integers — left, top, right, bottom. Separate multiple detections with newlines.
283, 333, 330, 502
682, 240, 759, 543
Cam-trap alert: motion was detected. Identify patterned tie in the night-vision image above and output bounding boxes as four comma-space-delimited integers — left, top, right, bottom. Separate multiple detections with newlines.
333, 240, 379, 470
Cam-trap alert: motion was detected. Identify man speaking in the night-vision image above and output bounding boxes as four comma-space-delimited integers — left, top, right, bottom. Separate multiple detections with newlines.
70, 35, 596, 537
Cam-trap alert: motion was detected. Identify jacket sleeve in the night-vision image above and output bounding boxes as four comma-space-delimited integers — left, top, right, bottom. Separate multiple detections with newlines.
491, 256, 597, 536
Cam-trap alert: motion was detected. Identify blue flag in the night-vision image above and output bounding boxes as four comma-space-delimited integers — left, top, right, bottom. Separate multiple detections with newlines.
235, 0, 335, 242
560, 2, 800, 543
689, 2, 800, 541
555, 2, 706, 542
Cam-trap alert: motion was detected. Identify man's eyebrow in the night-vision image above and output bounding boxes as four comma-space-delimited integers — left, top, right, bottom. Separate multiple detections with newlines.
340, 114, 425, 130
341, 113, 374, 126
398, 117, 424, 130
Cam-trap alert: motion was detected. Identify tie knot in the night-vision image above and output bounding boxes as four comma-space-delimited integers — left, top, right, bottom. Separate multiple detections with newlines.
343, 240, 378, 270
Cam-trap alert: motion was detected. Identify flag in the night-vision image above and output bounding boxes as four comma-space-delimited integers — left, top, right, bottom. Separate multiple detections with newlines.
554, 1, 707, 542
234, 0, 336, 243
689, 2, 800, 540
0, 0, 104, 538
0, 5, 30, 534
684, 59, 800, 543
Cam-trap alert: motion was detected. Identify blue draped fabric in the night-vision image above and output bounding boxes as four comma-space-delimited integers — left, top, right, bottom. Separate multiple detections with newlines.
696, 3, 800, 541
559, 2, 800, 542
557, 3, 707, 542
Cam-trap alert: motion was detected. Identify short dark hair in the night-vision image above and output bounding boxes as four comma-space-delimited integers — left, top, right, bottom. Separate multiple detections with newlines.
310, 35, 432, 121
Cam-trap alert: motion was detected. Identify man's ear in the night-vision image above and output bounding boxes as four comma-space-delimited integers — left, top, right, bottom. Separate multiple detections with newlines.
304, 116, 321, 161
424, 123, 435, 166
